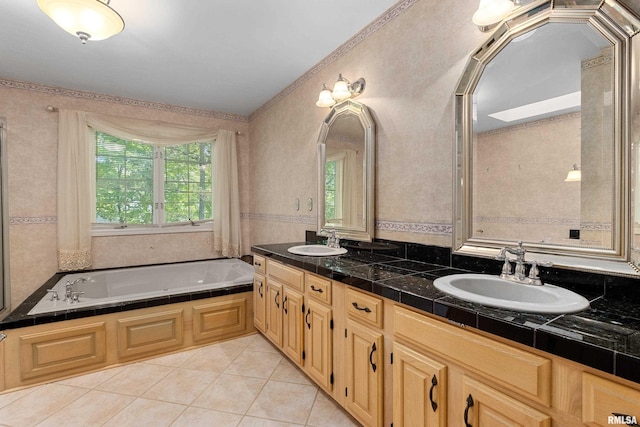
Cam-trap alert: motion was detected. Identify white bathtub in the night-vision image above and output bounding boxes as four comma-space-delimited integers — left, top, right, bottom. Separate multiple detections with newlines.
28, 258, 255, 315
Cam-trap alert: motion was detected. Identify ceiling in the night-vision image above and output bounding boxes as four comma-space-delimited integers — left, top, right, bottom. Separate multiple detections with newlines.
0, 0, 399, 117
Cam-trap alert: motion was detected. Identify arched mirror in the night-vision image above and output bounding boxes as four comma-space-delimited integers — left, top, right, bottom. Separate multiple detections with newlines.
317, 100, 375, 241
454, 0, 640, 274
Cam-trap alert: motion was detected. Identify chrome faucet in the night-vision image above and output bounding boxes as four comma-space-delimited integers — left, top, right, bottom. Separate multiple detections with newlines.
64, 277, 87, 302
495, 241, 552, 286
321, 228, 341, 249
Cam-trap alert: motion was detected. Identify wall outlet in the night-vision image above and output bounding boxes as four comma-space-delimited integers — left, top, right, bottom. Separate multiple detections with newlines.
569, 229, 580, 239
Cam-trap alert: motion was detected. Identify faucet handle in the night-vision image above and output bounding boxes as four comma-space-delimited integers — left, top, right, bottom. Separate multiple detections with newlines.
46, 289, 59, 301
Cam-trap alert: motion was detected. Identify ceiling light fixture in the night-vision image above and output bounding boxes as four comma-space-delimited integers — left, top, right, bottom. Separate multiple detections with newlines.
37, 0, 125, 44
564, 164, 581, 182
473, 0, 515, 32
316, 74, 366, 108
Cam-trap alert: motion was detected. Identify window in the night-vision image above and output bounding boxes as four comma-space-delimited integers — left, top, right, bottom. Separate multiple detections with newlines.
94, 131, 212, 231
324, 158, 343, 224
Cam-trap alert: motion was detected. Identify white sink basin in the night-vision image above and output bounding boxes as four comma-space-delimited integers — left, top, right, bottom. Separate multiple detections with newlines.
433, 273, 589, 314
287, 244, 347, 256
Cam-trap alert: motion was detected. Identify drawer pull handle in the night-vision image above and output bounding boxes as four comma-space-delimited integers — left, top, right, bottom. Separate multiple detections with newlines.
429, 374, 438, 412
254, 261, 262, 267
283, 295, 289, 314
464, 394, 474, 427
275, 290, 280, 308
369, 342, 377, 372
310, 285, 324, 293
305, 308, 311, 329
352, 302, 372, 313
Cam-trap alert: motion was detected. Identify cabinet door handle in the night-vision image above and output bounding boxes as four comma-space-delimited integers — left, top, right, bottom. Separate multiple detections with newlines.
369, 342, 377, 373
305, 308, 311, 329
310, 285, 324, 293
283, 295, 288, 314
258, 281, 263, 298
275, 290, 280, 308
352, 302, 371, 313
464, 394, 474, 427
429, 374, 438, 412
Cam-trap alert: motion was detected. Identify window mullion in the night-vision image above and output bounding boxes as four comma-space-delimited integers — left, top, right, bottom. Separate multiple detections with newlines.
154, 147, 165, 225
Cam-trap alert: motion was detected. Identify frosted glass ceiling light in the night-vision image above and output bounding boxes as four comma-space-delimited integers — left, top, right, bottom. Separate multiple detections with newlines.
473, 0, 514, 31
37, 0, 125, 44
564, 164, 581, 182
316, 74, 366, 108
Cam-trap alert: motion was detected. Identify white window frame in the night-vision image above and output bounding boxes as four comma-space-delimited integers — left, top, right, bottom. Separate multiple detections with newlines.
92, 134, 213, 237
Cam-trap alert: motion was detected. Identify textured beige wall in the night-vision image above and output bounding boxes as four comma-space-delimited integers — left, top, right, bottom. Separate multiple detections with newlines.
0, 84, 249, 308
247, 0, 486, 248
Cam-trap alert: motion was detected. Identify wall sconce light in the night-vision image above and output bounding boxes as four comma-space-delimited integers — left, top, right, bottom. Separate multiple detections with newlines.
316, 74, 366, 107
564, 164, 581, 182
472, 0, 514, 32
37, 0, 125, 44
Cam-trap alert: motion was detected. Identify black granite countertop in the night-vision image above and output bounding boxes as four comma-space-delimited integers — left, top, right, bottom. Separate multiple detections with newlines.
252, 241, 640, 385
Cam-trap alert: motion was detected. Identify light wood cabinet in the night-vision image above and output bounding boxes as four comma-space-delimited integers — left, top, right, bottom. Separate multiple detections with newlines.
251, 255, 640, 427
282, 286, 304, 365
253, 274, 266, 333
582, 372, 640, 426
265, 279, 283, 346
461, 376, 550, 427
304, 298, 333, 390
344, 287, 385, 427
393, 342, 447, 427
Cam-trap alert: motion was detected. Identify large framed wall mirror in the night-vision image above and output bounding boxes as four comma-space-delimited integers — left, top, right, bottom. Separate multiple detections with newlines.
454, 0, 640, 274
317, 100, 375, 242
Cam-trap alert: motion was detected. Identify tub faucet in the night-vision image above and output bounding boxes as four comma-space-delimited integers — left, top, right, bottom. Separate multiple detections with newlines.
496, 241, 552, 286
64, 277, 87, 302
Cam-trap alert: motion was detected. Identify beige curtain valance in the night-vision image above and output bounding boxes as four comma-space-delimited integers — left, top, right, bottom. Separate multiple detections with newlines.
86, 114, 218, 145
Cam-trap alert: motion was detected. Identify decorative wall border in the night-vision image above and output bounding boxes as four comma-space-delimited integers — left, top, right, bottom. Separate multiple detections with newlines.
0, 78, 248, 123
241, 212, 316, 225
10, 216, 56, 225
375, 220, 452, 235
248, 0, 418, 121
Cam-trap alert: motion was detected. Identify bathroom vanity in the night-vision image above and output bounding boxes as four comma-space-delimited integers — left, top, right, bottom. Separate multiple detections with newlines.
252, 242, 640, 427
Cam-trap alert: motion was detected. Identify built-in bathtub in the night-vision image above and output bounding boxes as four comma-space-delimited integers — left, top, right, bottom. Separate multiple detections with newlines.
0, 258, 257, 392
27, 258, 254, 315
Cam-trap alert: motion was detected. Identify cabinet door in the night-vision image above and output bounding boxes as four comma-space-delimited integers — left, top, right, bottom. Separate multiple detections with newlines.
346, 318, 383, 427
282, 287, 304, 365
265, 280, 283, 346
461, 376, 550, 427
582, 373, 640, 426
253, 274, 266, 333
305, 299, 333, 391
393, 342, 447, 427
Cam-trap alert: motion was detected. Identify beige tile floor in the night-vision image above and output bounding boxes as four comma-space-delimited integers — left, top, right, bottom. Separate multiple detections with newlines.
0, 333, 361, 427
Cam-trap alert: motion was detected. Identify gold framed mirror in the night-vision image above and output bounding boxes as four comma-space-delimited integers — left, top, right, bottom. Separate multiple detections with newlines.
317, 100, 375, 241
454, 0, 640, 274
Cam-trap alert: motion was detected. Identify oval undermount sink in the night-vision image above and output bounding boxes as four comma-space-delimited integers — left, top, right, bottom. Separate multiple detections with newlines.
287, 244, 347, 256
433, 273, 589, 314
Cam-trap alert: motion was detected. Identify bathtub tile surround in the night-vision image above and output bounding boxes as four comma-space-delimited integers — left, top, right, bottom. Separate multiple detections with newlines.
253, 235, 640, 384
0, 258, 253, 330
0, 333, 359, 426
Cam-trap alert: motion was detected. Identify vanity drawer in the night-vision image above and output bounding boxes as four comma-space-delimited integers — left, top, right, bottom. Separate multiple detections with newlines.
394, 305, 551, 406
346, 288, 383, 328
306, 274, 332, 305
267, 260, 304, 292
253, 254, 266, 274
